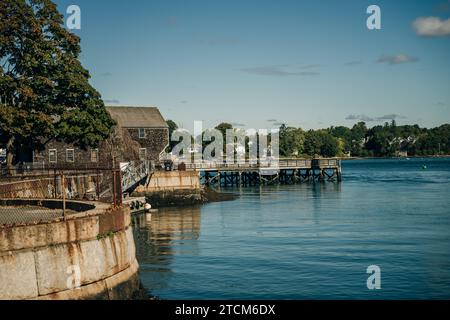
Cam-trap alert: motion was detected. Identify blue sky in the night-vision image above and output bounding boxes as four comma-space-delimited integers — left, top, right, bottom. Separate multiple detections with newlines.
54, 0, 450, 130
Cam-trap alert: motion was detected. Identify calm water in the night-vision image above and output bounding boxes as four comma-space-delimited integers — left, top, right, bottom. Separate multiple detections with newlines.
133, 158, 450, 299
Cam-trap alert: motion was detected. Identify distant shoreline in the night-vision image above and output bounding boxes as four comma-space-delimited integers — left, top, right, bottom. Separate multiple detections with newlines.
339, 155, 450, 161
279, 155, 450, 161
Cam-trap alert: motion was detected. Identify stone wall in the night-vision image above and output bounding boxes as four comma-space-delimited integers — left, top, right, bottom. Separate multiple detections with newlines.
126, 127, 169, 162
0, 203, 142, 300
33, 127, 169, 166
33, 140, 108, 166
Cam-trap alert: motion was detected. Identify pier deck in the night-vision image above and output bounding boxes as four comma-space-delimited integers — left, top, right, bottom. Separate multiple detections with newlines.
183, 158, 342, 187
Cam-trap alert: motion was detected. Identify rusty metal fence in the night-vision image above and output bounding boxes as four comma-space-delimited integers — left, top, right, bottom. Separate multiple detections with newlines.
0, 166, 123, 226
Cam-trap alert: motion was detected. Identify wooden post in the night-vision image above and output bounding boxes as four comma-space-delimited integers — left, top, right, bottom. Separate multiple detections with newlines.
53, 168, 57, 198
116, 169, 123, 206
112, 169, 117, 207
96, 168, 100, 200
62, 171, 66, 220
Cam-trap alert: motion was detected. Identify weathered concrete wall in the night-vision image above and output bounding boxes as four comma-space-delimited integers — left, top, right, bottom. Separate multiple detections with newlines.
0, 204, 142, 300
0, 174, 98, 200
136, 171, 200, 192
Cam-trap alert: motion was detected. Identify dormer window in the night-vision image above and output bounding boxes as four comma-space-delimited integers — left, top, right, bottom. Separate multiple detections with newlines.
139, 128, 146, 139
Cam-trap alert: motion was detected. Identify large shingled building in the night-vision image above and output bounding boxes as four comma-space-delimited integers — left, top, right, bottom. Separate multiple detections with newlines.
106, 107, 169, 162
33, 106, 169, 166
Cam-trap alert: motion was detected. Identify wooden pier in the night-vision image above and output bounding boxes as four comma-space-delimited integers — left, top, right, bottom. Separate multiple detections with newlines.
183, 158, 342, 187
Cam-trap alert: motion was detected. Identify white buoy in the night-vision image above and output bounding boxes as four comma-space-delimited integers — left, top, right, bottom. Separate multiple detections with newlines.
144, 203, 152, 211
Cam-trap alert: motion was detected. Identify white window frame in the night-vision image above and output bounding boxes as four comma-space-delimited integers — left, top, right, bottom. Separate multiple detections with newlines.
91, 149, 99, 163
49, 149, 57, 163
66, 149, 75, 163
139, 128, 146, 139
139, 148, 147, 161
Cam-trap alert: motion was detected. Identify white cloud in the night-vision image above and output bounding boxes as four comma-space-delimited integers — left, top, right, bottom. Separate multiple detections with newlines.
345, 61, 362, 66
377, 54, 418, 65
346, 114, 406, 122
104, 99, 120, 104
240, 65, 319, 77
412, 17, 450, 37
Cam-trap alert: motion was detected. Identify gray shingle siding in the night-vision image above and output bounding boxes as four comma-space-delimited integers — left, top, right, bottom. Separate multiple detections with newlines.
34, 107, 169, 166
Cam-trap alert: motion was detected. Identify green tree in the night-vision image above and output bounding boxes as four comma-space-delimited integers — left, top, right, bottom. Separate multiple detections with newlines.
215, 123, 233, 153
319, 133, 340, 157
304, 130, 321, 157
350, 122, 368, 156
303, 130, 340, 158
0, 0, 115, 168
279, 124, 305, 157
330, 126, 351, 154
166, 120, 179, 151
167, 120, 178, 134
215, 122, 233, 138
366, 124, 395, 156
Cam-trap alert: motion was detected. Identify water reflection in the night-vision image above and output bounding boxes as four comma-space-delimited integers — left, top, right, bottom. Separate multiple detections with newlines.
132, 206, 201, 294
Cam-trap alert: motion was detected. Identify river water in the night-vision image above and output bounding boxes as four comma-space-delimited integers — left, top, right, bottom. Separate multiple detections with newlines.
133, 158, 450, 299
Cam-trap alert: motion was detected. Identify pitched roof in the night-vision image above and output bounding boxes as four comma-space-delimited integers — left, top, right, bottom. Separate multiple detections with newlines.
106, 106, 168, 128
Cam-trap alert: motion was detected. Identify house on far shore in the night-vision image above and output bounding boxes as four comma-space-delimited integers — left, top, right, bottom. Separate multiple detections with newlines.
32, 106, 169, 167
395, 151, 408, 158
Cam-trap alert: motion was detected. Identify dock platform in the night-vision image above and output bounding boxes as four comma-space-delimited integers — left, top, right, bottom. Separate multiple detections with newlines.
183, 158, 342, 187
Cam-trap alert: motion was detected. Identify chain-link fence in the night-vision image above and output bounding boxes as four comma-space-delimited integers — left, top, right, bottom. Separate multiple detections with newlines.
0, 166, 122, 226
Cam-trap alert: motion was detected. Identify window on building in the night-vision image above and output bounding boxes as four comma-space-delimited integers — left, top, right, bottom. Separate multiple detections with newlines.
139, 148, 147, 161
139, 128, 146, 139
91, 149, 99, 163
66, 149, 75, 163
49, 149, 57, 163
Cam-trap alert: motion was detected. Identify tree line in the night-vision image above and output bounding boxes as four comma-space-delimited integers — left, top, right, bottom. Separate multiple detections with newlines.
280, 120, 450, 158
167, 120, 450, 158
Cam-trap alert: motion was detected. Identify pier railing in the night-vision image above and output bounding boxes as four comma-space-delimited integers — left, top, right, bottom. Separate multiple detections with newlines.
181, 158, 340, 171
311, 158, 341, 168
121, 161, 151, 193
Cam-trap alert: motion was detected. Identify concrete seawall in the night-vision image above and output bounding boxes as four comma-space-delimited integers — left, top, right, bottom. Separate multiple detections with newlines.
139, 171, 200, 192
0, 174, 97, 199
0, 202, 142, 300
133, 171, 203, 207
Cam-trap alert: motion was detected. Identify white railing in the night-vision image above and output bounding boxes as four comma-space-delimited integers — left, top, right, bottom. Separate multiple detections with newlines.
180, 158, 339, 171
121, 161, 151, 192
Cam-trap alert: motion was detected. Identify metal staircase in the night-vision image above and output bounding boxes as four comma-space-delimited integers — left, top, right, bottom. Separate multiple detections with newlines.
121, 161, 151, 194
